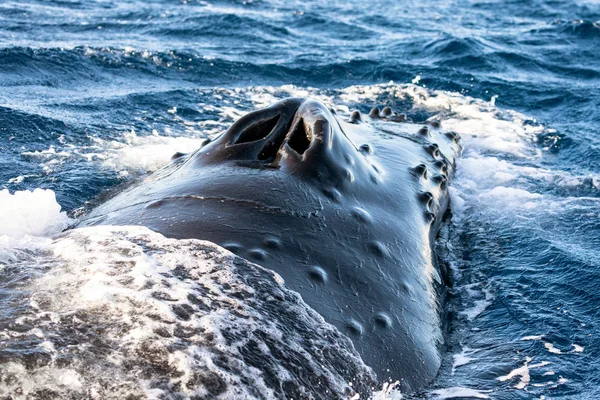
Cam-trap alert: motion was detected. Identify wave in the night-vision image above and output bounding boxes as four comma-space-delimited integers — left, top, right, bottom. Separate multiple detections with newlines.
552, 19, 600, 39
0, 226, 375, 399
152, 13, 292, 40
0, 46, 384, 88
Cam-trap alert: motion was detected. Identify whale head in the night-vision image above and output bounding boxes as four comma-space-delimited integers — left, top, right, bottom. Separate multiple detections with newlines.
80, 97, 462, 392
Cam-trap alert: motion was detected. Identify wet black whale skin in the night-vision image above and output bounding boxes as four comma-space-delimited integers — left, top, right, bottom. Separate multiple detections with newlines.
79, 98, 461, 392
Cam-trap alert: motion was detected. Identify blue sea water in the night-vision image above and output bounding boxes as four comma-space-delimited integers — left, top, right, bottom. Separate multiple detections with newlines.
0, 0, 599, 398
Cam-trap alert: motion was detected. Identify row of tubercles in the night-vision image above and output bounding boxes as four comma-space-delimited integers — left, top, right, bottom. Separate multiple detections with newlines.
348, 107, 411, 124
349, 106, 457, 226
413, 123, 459, 224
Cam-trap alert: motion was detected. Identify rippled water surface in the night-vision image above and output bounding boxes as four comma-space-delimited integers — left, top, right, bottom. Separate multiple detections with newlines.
1, 0, 599, 398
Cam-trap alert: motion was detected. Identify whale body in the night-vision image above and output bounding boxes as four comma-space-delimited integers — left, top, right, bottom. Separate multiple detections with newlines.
79, 98, 461, 392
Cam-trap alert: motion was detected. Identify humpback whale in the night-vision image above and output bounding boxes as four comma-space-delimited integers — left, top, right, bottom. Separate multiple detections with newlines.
79, 98, 461, 392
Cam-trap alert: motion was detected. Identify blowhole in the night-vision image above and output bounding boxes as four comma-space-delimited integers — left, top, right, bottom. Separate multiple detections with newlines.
235, 115, 280, 144
287, 118, 312, 155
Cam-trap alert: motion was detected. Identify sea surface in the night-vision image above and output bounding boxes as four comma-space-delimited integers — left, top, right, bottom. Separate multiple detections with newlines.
1, 0, 599, 399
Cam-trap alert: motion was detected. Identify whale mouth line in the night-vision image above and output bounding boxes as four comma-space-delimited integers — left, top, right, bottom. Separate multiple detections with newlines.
157, 195, 324, 217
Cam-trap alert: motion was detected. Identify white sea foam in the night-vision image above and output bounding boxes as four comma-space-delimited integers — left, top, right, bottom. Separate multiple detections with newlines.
521, 335, 585, 356
429, 387, 492, 399
7, 175, 25, 184
458, 284, 494, 321
452, 347, 477, 375
371, 381, 403, 400
0, 189, 71, 239
95, 130, 204, 174
497, 357, 551, 390
544, 342, 563, 354
16, 130, 207, 182
0, 188, 70, 271
522, 335, 544, 341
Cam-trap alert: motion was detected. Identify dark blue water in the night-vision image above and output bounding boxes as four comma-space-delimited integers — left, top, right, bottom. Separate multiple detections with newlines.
1, 0, 599, 398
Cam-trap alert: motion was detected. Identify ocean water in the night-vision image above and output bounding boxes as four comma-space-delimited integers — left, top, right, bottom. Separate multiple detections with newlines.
1, 0, 599, 398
